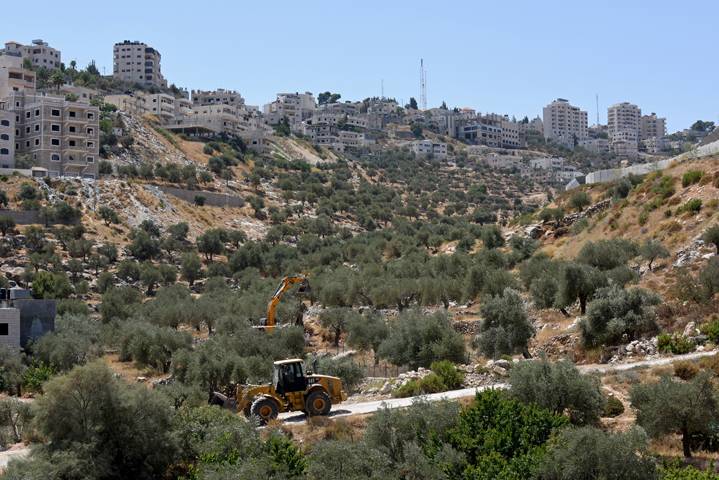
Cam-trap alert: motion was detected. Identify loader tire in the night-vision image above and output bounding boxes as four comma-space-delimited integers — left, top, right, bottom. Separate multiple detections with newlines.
305, 391, 331, 417
250, 397, 278, 425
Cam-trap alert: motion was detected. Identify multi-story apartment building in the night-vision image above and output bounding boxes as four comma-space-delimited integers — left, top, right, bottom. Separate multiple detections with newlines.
530, 157, 565, 171
542, 99, 588, 143
305, 112, 368, 130
264, 92, 316, 128
643, 136, 669, 154
0, 54, 36, 99
612, 139, 638, 158
408, 140, 447, 158
0, 100, 15, 169
367, 101, 397, 116
192, 89, 245, 108
482, 155, 531, 174
501, 118, 526, 149
641, 113, 666, 140
7, 91, 99, 178
579, 137, 611, 154
607, 102, 641, 138
320, 102, 361, 115
3, 40, 61, 71
454, 114, 503, 148
528, 117, 543, 133
112, 40, 166, 88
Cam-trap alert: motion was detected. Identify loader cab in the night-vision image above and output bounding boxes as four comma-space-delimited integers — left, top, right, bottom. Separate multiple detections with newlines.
273, 360, 306, 394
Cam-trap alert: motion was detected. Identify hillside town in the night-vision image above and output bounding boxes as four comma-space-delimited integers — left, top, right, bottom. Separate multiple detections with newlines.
2, 39, 714, 188
1, 30, 719, 480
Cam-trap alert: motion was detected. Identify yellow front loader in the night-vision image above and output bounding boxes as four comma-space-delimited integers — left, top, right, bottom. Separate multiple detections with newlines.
211, 359, 347, 425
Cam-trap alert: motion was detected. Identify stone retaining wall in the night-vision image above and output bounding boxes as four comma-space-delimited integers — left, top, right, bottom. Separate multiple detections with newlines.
157, 186, 244, 208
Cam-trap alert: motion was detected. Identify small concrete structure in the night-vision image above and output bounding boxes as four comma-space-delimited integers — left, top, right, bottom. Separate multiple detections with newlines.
0, 299, 55, 349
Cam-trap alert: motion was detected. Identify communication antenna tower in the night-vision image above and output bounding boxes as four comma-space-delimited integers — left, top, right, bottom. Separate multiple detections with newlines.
381, 79, 384, 100
596, 94, 600, 126
420, 59, 426, 111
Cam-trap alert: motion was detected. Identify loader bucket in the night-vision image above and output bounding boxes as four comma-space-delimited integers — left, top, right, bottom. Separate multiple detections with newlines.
210, 392, 238, 412
296, 281, 312, 294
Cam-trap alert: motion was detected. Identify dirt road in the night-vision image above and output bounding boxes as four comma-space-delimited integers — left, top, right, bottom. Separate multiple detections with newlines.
580, 349, 718, 374
278, 383, 510, 423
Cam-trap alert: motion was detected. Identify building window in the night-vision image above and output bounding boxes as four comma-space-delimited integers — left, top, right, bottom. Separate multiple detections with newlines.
87, 113, 94, 120
0, 120, 8, 126
69, 126, 76, 133
87, 128, 93, 135
87, 142, 93, 148
0, 324, 8, 336
26, 112, 30, 119
51, 109, 60, 116
86, 156, 94, 163
69, 111, 76, 118
35, 109, 40, 116
51, 154, 59, 161
0, 134, 8, 141
25, 141, 29, 148
51, 139, 59, 146
0, 148, 8, 155
35, 139, 39, 146
35, 124, 39, 132
69, 141, 76, 147
51, 124, 60, 132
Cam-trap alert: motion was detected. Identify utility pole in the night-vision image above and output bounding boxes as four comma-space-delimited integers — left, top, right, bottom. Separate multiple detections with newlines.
596, 94, 600, 126
419, 59, 426, 111
381, 79, 384, 100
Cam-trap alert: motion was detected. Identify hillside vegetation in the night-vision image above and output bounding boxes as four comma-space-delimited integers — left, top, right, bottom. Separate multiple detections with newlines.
1, 112, 719, 478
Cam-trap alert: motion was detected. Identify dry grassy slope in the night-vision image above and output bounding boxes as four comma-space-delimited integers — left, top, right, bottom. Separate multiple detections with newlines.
535, 156, 719, 298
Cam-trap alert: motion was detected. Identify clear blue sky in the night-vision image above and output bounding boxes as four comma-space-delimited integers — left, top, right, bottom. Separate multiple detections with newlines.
6, 0, 717, 133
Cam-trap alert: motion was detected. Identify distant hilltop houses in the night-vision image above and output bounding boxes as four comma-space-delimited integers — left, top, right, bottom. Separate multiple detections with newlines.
0, 37, 710, 182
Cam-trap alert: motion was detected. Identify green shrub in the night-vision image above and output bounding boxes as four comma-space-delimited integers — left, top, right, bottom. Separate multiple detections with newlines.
700, 318, 719, 343
653, 175, 676, 199
682, 170, 704, 188
657, 333, 696, 354
674, 360, 700, 380
603, 396, 625, 417
638, 211, 649, 226
677, 199, 702, 214
416, 374, 446, 394
643, 197, 663, 212
431, 360, 465, 390
392, 380, 421, 398
20, 359, 56, 393
0, 175, 8, 182
659, 456, 719, 479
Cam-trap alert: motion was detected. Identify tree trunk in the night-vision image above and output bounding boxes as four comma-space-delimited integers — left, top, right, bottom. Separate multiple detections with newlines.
559, 308, 570, 317
334, 328, 340, 346
579, 297, 587, 315
682, 427, 692, 458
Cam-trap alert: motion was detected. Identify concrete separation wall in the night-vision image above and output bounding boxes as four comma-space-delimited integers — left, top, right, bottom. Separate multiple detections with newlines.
158, 186, 244, 208
0, 210, 80, 226
571, 138, 719, 189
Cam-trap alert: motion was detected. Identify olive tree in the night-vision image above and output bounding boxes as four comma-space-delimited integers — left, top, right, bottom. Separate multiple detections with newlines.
534, 426, 656, 480
13, 361, 176, 478
580, 285, 661, 347
639, 238, 670, 271
474, 288, 535, 359
630, 371, 719, 458
377, 310, 467, 368
508, 355, 605, 425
